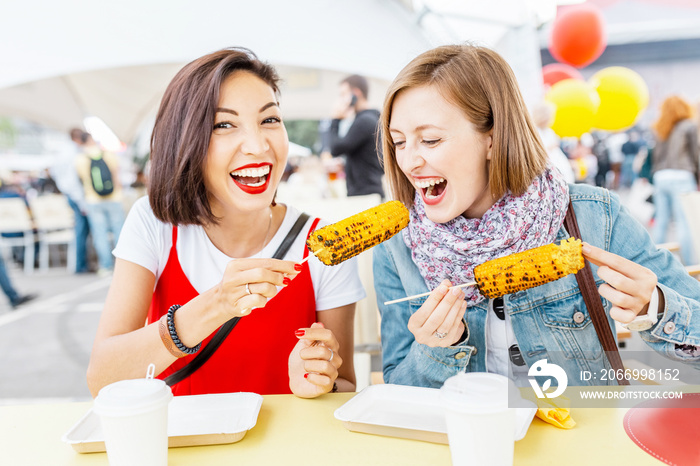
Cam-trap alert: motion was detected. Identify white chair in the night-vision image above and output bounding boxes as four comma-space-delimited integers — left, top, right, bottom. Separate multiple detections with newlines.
0, 197, 36, 274
28, 194, 76, 273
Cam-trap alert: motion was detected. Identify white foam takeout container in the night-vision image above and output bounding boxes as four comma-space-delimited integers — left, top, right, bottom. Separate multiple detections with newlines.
62, 392, 263, 453
334, 384, 537, 444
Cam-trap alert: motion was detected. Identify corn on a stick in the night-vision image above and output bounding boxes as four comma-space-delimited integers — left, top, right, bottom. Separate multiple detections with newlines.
474, 237, 584, 298
383, 237, 585, 305
306, 200, 409, 266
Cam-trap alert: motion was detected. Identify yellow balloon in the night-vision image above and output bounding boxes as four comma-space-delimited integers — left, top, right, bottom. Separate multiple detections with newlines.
545, 79, 600, 138
590, 66, 649, 131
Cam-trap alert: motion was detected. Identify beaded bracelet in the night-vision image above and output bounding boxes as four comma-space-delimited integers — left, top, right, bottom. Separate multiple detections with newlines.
166, 304, 202, 355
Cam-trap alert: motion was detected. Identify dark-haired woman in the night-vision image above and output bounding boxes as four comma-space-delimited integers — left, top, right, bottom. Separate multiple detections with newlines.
87, 48, 363, 398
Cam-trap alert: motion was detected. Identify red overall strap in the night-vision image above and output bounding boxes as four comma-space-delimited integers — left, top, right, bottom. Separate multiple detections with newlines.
148, 218, 321, 395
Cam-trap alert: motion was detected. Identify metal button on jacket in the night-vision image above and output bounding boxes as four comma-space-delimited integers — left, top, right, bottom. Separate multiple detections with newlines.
455, 352, 467, 360
663, 321, 676, 334
573, 311, 585, 324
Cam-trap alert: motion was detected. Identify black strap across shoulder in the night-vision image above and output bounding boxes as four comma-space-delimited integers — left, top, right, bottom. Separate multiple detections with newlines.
564, 202, 629, 386
165, 213, 311, 387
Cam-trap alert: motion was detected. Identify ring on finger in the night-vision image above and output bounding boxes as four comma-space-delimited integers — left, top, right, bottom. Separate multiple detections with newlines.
328, 348, 334, 362
245, 283, 252, 295
434, 331, 447, 339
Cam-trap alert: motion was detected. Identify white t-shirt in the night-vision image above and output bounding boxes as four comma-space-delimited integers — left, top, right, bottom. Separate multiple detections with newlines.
113, 197, 366, 311
486, 297, 530, 386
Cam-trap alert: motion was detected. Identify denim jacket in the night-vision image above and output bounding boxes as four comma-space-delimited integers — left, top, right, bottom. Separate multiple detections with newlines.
374, 183, 700, 388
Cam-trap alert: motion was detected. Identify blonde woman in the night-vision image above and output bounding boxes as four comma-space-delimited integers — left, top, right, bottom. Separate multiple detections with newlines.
373, 44, 700, 388
651, 95, 699, 265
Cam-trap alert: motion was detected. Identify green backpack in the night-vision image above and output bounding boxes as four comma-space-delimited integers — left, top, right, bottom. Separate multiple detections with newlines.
89, 153, 114, 196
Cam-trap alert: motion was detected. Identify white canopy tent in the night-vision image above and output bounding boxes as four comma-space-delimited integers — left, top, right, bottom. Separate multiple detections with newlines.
0, 0, 547, 145
0, 0, 432, 144
412, 0, 547, 107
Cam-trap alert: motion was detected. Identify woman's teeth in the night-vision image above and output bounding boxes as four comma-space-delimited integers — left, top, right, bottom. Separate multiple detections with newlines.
230, 166, 270, 187
230, 166, 271, 177
415, 178, 445, 199
414, 178, 444, 189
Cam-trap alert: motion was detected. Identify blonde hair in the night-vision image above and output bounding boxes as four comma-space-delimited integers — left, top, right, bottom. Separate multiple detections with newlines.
380, 44, 548, 207
653, 95, 694, 141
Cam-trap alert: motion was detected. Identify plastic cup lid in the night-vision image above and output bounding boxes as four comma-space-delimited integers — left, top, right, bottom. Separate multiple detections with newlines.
94, 378, 172, 417
440, 372, 517, 413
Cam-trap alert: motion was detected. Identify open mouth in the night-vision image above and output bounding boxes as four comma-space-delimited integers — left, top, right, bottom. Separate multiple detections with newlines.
415, 177, 447, 203
230, 164, 271, 194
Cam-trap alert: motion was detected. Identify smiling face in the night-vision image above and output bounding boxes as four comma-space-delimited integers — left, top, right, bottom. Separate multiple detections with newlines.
389, 84, 494, 223
204, 70, 288, 217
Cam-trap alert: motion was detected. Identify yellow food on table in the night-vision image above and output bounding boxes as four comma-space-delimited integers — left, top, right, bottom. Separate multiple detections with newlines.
535, 395, 576, 429
474, 237, 585, 299
306, 200, 409, 266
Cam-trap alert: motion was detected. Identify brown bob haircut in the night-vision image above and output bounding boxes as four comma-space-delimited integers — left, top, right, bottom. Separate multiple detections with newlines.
653, 95, 694, 141
149, 47, 280, 225
380, 44, 548, 208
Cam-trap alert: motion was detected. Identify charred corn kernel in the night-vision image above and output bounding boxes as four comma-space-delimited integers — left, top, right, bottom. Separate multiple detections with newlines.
474, 237, 585, 299
306, 200, 409, 266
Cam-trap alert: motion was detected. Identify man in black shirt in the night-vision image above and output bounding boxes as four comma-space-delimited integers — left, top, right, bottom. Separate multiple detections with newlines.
327, 75, 384, 197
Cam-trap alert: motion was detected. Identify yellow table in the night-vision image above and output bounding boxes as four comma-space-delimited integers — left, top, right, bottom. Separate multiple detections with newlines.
0, 392, 667, 465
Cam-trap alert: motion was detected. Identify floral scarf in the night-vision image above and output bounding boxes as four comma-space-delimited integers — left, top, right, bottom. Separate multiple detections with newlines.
403, 167, 569, 306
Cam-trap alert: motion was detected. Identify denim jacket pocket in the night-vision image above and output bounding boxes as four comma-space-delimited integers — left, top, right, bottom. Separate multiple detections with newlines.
536, 293, 604, 361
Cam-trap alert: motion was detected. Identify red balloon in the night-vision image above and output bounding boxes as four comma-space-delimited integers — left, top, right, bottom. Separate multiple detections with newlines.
542, 63, 584, 87
549, 4, 607, 68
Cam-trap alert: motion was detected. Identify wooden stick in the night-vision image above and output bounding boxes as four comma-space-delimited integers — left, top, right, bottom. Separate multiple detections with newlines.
383, 281, 477, 305
300, 248, 323, 264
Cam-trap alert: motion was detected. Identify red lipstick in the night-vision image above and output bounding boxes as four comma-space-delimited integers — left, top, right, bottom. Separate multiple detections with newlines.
230, 163, 272, 195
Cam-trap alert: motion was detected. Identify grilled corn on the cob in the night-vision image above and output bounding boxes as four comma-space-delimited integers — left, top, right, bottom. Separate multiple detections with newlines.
474, 237, 585, 298
306, 200, 409, 266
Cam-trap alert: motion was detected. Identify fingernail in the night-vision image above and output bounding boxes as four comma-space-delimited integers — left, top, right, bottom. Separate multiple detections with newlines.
451, 286, 462, 296
304, 373, 309, 379
294, 263, 302, 271
283, 277, 291, 286
438, 285, 448, 294
582, 244, 591, 254
295, 329, 305, 337
316, 322, 325, 328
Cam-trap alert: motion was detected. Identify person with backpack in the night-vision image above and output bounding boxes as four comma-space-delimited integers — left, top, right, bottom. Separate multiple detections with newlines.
49, 128, 92, 274
75, 132, 126, 276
